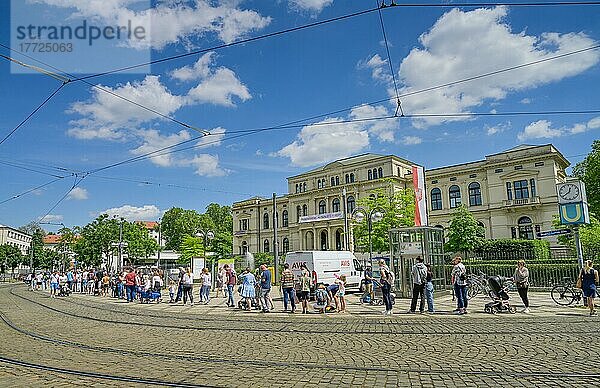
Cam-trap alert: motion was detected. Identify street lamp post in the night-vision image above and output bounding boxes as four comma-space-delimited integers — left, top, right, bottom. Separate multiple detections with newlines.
194, 229, 215, 279
110, 217, 127, 273
351, 206, 385, 267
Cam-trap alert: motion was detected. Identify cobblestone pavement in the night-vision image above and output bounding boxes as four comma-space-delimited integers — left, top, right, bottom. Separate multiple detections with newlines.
0, 283, 599, 387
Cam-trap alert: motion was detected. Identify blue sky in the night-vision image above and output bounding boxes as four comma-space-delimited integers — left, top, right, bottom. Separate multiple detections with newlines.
1, 0, 599, 232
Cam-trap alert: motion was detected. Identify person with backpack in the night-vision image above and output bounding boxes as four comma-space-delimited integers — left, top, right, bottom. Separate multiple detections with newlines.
579, 260, 599, 316
378, 259, 394, 316
409, 256, 428, 313
259, 265, 273, 312
451, 256, 468, 315
314, 284, 328, 313
280, 263, 296, 313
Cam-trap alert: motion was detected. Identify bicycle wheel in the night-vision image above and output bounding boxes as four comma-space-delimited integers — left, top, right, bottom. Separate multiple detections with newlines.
551, 285, 576, 306
467, 284, 480, 300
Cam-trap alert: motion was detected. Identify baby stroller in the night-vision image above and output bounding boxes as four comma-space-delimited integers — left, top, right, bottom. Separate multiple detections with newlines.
58, 283, 71, 297
139, 288, 162, 303
484, 276, 516, 314
361, 280, 396, 306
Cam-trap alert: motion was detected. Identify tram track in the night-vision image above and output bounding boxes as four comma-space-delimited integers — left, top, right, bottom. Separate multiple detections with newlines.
0, 356, 217, 387
0, 308, 598, 380
8, 286, 599, 336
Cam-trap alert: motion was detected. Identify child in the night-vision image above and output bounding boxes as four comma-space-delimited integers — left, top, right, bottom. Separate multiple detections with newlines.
336, 275, 347, 313
314, 284, 328, 314
168, 280, 176, 303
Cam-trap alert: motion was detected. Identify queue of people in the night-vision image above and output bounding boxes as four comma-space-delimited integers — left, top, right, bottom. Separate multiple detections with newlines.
23, 258, 599, 317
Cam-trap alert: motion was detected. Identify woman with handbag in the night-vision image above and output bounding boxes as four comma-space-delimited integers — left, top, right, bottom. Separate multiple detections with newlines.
579, 260, 599, 317
513, 260, 530, 313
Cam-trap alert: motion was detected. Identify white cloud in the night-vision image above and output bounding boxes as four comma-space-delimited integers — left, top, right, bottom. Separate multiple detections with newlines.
358, 54, 392, 83
517, 117, 599, 141
176, 53, 251, 106
289, 0, 333, 13
401, 136, 422, 145
181, 154, 228, 177
100, 205, 161, 221
38, 214, 63, 223
520, 98, 532, 104
34, 0, 271, 49
277, 104, 398, 167
68, 187, 89, 200
131, 129, 192, 167
68, 76, 184, 140
486, 122, 511, 136
391, 7, 600, 128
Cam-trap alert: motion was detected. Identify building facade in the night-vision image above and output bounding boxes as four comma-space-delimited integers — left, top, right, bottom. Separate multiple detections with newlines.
0, 224, 32, 255
232, 154, 416, 255
426, 144, 569, 240
231, 145, 570, 255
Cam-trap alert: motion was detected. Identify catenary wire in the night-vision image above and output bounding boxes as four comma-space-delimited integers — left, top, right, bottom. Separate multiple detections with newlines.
376, 1, 404, 116
0, 177, 66, 206
0, 81, 67, 146
68, 1, 600, 82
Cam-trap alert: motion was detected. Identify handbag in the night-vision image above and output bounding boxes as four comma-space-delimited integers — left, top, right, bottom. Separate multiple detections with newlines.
575, 273, 582, 289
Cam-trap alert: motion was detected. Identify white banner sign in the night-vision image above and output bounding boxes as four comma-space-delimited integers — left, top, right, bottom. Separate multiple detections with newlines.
299, 212, 343, 223
412, 165, 428, 226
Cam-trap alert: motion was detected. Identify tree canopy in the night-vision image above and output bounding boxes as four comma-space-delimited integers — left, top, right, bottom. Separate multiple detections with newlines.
353, 184, 415, 254
445, 205, 485, 255
573, 139, 600, 217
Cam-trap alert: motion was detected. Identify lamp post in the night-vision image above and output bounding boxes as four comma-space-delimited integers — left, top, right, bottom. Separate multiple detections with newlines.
194, 229, 215, 278
351, 206, 385, 267
110, 216, 127, 273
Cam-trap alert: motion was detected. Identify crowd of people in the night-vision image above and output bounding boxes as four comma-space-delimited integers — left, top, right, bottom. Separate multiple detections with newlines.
22, 258, 598, 316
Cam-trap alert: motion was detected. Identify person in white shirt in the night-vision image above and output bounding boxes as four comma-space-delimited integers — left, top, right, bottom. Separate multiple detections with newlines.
200, 268, 212, 304
451, 256, 468, 315
182, 267, 194, 306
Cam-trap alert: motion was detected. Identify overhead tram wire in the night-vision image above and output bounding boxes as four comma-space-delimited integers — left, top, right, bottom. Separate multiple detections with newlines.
69, 1, 600, 83
376, 0, 404, 117
0, 177, 66, 206
79, 43, 600, 174
35, 175, 87, 226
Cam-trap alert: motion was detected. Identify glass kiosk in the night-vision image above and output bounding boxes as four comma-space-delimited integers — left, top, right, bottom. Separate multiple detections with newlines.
389, 226, 445, 298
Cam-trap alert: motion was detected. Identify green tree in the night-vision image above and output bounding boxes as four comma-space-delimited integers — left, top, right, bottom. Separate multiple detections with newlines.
554, 215, 600, 258
445, 205, 485, 255
0, 244, 23, 279
203, 204, 233, 261
179, 235, 204, 265
161, 208, 202, 251
123, 222, 159, 265
353, 184, 415, 254
72, 214, 118, 267
573, 140, 600, 217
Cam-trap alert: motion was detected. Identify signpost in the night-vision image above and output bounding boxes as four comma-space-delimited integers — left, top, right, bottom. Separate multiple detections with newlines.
556, 180, 590, 270
536, 229, 572, 238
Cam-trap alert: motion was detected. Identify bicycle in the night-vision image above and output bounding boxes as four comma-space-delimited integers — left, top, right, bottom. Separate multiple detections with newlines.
467, 271, 490, 300
552, 277, 600, 306
551, 277, 582, 306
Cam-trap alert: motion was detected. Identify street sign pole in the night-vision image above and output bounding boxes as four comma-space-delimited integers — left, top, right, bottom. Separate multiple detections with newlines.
573, 226, 584, 270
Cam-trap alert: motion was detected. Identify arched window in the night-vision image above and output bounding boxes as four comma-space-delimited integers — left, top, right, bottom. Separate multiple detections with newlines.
335, 176, 339, 185
335, 229, 343, 251
368, 170, 373, 180
320, 230, 328, 250
295, 184, 298, 193
282, 238, 290, 253
350, 173, 355, 183
373, 169, 378, 179
302, 204, 308, 216
331, 177, 335, 186
296, 205, 301, 222
347, 195, 355, 214
303, 183, 306, 192
431, 188, 442, 210
318, 200, 326, 214
378, 167, 383, 178
468, 182, 482, 206
317, 180, 321, 189
282, 210, 288, 227
263, 239, 270, 253
449, 185, 462, 208
518, 216, 534, 240
332, 198, 340, 212
345, 174, 349, 184
263, 213, 269, 229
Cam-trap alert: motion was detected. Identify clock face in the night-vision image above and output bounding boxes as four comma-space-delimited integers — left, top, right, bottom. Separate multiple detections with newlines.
559, 184, 580, 201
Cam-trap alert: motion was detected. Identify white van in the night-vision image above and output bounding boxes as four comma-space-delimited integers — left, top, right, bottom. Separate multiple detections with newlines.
285, 251, 363, 292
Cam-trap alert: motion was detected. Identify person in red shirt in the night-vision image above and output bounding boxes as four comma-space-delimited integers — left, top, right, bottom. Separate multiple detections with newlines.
124, 268, 137, 302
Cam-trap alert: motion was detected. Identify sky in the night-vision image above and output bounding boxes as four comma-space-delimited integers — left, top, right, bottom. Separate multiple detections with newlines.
0, 0, 599, 232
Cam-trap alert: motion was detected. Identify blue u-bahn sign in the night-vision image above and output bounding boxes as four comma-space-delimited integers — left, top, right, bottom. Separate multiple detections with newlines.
558, 202, 590, 225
